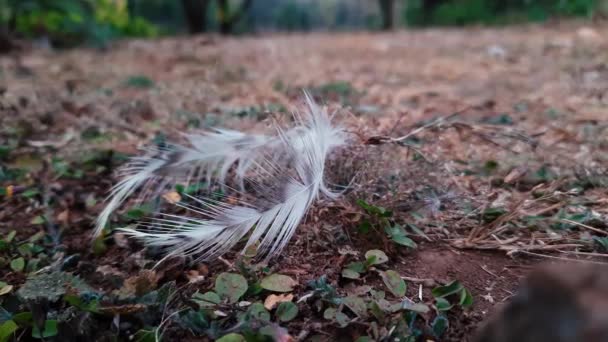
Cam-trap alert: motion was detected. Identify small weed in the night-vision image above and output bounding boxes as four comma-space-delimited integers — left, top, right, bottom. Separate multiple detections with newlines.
431, 280, 474, 311
124, 75, 155, 89
357, 199, 417, 249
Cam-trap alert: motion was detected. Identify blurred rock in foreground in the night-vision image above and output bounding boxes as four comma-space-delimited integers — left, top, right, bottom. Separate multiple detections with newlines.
474, 262, 608, 342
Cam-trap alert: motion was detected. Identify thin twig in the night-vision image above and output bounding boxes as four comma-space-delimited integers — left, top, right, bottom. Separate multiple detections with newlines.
364, 106, 470, 145
559, 218, 608, 236
517, 251, 608, 265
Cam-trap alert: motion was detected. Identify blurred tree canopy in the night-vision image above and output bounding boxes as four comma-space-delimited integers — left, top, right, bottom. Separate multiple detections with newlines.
0, 0, 606, 49
405, 0, 601, 26
0, 0, 158, 47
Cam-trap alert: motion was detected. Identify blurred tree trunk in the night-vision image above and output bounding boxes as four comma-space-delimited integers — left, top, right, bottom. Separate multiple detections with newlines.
181, 0, 210, 34
218, 0, 253, 34
378, 0, 394, 30
422, 0, 443, 23
0, 30, 14, 54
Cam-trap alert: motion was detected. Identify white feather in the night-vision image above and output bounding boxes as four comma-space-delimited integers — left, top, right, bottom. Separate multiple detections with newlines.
93, 128, 273, 236
117, 93, 345, 261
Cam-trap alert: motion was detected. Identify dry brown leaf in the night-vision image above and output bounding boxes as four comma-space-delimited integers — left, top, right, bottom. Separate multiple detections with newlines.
162, 191, 181, 204
118, 270, 159, 297
186, 270, 206, 283
263, 293, 294, 310
98, 304, 147, 315
504, 165, 528, 184
56, 210, 69, 224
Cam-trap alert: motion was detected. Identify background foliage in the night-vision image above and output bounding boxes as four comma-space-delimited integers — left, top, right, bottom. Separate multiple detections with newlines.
0, 0, 157, 47
405, 0, 599, 26
0, 0, 606, 46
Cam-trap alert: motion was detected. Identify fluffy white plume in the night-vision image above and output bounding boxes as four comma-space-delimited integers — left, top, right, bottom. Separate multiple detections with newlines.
93, 129, 273, 237
97, 93, 345, 261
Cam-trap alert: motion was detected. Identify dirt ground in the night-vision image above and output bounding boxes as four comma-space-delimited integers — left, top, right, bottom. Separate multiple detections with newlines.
1, 21, 608, 341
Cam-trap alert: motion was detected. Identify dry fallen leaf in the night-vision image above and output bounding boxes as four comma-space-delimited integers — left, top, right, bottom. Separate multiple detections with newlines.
118, 270, 159, 297
186, 270, 205, 283
56, 210, 69, 225
504, 165, 528, 184
162, 191, 181, 204
263, 293, 294, 310
113, 232, 130, 248
98, 303, 147, 315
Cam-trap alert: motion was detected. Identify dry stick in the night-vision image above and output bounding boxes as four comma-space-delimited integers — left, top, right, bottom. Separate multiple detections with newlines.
526, 201, 566, 216
467, 191, 558, 244
518, 251, 608, 265
559, 218, 608, 236
365, 107, 469, 145
479, 264, 499, 278
505, 243, 586, 253
400, 275, 436, 286
466, 197, 526, 243
558, 250, 608, 258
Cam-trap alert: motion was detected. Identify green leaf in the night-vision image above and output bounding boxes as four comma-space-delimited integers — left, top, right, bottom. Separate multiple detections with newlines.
381, 270, 406, 297
177, 309, 208, 333
28, 231, 45, 243
483, 160, 499, 174
435, 297, 453, 311
0, 145, 11, 159
334, 311, 350, 328
459, 288, 473, 308
432, 280, 464, 298
12, 312, 33, 326
17, 272, 95, 302
0, 283, 13, 296
10, 257, 25, 272
260, 274, 297, 292
125, 207, 150, 220
92, 234, 107, 255
341, 268, 360, 279
246, 303, 270, 322
124, 75, 155, 89
355, 337, 374, 342
346, 262, 366, 273
593, 236, 608, 251
431, 315, 449, 337
391, 234, 417, 248
356, 199, 392, 217
5, 231, 16, 243
399, 299, 430, 313
357, 220, 371, 234
215, 273, 248, 303
21, 189, 39, 198
323, 307, 336, 320
216, 333, 246, 342
32, 320, 58, 339
365, 250, 388, 265
343, 296, 367, 318
371, 289, 385, 301
385, 225, 417, 248
64, 294, 99, 313
192, 291, 221, 308
482, 207, 507, 223
30, 215, 45, 225
134, 328, 157, 342
275, 302, 298, 322
369, 301, 386, 321
0, 320, 18, 342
